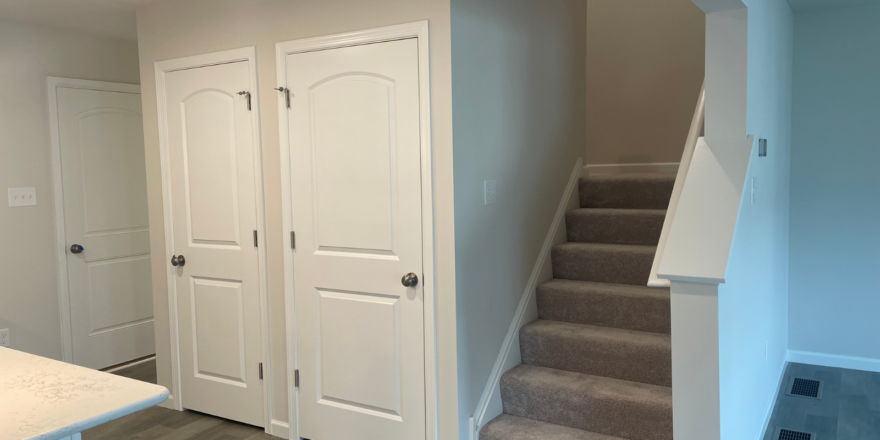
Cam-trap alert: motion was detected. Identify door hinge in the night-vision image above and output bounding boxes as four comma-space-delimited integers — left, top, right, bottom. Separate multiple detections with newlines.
275, 87, 290, 108
259, 362, 263, 380
237, 91, 252, 110
294, 369, 299, 388
253, 230, 258, 247
291, 231, 296, 250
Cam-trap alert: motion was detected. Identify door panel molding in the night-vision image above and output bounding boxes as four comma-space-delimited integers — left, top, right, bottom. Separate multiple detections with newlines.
275, 21, 436, 440
154, 47, 273, 433
47, 77, 142, 365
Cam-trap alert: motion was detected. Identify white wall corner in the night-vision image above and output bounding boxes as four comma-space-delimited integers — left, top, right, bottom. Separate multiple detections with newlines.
471, 157, 583, 435
757, 352, 790, 440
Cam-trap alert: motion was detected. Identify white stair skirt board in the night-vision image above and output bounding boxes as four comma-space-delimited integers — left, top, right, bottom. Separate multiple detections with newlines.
788, 350, 880, 373
471, 157, 584, 438
582, 162, 680, 178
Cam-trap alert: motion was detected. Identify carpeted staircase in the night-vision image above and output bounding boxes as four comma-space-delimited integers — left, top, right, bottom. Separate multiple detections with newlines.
480, 174, 676, 440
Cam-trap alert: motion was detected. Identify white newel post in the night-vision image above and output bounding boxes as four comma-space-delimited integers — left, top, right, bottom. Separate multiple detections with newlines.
670, 281, 721, 440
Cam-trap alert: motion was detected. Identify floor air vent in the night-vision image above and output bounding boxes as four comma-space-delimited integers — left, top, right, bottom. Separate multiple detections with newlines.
774, 428, 815, 440
785, 377, 823, 399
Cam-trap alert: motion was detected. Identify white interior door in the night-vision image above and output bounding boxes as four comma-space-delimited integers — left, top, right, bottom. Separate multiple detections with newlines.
56, 85, 154, 370
285, 38, 426, 440
162, 61, 264, 426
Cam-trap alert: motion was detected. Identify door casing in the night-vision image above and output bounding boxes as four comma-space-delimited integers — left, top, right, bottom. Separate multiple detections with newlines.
275, 21, 437, 440
154, 47, 275, 435
47, 77, 145, 365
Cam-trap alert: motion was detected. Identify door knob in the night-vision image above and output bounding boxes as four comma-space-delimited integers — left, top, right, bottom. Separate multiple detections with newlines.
70, 244, 84, 254
171, 255, 186, 267
401, 272, 418, 287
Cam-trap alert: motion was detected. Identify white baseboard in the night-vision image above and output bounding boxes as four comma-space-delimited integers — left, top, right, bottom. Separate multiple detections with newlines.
269, 420, 289, 439
788, 349, 880, 373
583, 162, 680, 177
757, 351, 789, 440
159, 394, 176, 410
471, 157, 584, 436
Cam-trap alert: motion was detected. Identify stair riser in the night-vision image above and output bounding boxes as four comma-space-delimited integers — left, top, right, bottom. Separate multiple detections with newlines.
501, 374, 672, 440
537, 285, 670, 334
520, 326, 671, 387
579, 178, 674, 210
552, 246, 654, 285
566, 211, 665, 246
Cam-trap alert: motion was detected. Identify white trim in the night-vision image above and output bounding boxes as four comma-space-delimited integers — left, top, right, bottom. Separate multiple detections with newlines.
270, 420, 290, 438
154, 47, 274, 433
788, 350, 880, 373
581, 162, 679, 177
275, 21, 434, 440
757, 352, 790, 440
47, 77, 142, 365
472, 158, 584, 435
102, 355, 157, 374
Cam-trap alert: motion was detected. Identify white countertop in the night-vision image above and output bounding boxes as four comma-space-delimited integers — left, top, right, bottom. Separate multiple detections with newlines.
0, 347, 168, 440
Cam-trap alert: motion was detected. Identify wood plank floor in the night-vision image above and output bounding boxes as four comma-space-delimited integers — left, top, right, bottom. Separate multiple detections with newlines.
82, 359, 277, 440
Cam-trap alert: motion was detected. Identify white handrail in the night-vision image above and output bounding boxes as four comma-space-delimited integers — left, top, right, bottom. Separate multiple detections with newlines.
648, 82, 705, 288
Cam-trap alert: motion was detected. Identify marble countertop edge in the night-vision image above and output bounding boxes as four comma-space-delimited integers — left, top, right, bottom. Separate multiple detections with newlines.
24, 388, 169, 440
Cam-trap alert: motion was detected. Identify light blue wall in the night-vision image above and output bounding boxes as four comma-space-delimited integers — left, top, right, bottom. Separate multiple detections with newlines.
450, 1, 586, 438
718, 1, 793, 439
789, 4, 880, 360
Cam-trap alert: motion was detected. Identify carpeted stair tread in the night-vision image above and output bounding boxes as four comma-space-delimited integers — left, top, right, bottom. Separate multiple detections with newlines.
566, 208, 666, 245
579, 174, 675, 210
500, 365, 672, 440
552, 242, 655, 285
480, 414, 625, 440
536, 279, 670, 334
520, 320, 671, 387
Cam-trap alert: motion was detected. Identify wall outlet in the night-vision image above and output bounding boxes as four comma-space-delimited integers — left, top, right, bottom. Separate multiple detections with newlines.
0, 329, 9, 347
8, 187, 37, 207
484, 180, 496, 205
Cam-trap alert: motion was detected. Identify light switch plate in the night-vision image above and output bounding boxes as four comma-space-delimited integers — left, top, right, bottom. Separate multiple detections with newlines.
8, 187, 37, 207
484, 180, 497, 205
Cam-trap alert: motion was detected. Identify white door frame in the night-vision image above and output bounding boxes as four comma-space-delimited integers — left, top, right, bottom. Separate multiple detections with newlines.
47, 77, 143, 364
154, 47, 275, 433
275, 21, 437, 440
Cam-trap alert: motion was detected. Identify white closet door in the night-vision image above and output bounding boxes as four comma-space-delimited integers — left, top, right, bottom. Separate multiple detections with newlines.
162, 60, 264, 426
57, 86, 154, 370
285, 38, 426, 440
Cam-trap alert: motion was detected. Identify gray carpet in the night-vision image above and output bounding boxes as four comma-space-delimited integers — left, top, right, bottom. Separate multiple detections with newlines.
481, 173, 675, 440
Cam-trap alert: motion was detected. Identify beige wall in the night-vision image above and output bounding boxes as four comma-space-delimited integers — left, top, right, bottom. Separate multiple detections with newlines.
449, 0, 586, 437
586, 0, 705, 165
0, 19, 140, 360
134, 0, 457, 434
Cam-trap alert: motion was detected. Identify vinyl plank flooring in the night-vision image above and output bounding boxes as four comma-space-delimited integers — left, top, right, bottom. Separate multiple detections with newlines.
82, 360, 276, 440
763, 362, 880, 440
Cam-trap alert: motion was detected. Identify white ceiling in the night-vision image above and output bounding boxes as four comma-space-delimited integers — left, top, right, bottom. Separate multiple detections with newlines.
787, 0, 880, 12
0, 0, 169, 41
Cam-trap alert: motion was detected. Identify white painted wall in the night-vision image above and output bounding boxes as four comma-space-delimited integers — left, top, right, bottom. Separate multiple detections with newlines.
716, 1, 793, 439
788, 2, 880, 368
449, 1, 586, 437
0, 19, 140, 360
134, 0, 457, 434
586, 0, 705, 165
